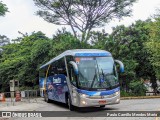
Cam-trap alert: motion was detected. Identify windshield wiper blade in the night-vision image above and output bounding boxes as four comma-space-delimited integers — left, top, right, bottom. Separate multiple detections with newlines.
90, 70, 97, 88
99, 69, 104, 86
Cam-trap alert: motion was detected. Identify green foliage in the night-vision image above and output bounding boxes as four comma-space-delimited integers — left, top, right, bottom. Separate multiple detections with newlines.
0, 35, 10, 58
120, 90, 134, 97
0, 35, 10, 46
91, 18, 160, 95
129, 80, 147, 96
0, 30, 91, 92
145, 18, 160, 80
0, 1, 8, 16
92, 19, 157, 93
0, 32, 51, 92
49, 28, 91, 57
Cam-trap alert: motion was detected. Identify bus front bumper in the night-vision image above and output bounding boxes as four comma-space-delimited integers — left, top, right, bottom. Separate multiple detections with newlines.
78, 93, 120, 107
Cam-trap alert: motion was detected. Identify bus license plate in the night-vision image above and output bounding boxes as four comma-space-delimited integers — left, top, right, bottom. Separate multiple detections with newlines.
99, 100, 106, 104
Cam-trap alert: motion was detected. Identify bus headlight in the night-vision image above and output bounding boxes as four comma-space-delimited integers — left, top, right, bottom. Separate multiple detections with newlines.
80, 93, 89, 98
114, 91, 119, 96
81, 100, 87, 105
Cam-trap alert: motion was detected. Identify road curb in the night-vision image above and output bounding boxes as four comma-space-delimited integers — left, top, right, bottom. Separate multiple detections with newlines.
121, 96, 160, 100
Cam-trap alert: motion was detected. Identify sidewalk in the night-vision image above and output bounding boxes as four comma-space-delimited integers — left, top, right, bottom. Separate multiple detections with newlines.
0, 98, 44, 111
121, 95, 160, 100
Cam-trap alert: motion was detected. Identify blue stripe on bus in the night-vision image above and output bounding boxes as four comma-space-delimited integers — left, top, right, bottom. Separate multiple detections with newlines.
75, 53, 111, 57
77, 87, 120, 96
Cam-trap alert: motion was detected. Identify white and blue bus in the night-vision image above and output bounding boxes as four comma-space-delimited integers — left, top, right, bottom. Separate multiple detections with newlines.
39, 49, 124, 111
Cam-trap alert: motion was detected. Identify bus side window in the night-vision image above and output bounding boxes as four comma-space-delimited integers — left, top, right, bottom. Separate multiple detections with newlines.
57, 58, 67, 76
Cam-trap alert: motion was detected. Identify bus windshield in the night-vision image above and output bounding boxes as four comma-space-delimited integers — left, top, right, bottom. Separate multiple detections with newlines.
76, 57, 118, 90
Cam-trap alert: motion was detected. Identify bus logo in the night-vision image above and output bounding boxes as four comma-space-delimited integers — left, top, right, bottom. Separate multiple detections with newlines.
53, 77, 61, 83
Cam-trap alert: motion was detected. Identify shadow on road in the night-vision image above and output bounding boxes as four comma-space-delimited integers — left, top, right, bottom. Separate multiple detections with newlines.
75, 106, 118, 113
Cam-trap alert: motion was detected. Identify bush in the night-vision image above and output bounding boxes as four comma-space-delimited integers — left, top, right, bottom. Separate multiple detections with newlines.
129, 80, 147, 96
120, 90, 134, 97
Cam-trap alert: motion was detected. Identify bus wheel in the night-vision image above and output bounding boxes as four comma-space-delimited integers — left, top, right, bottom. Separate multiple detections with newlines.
67, 95, 74, 111
100, 105, 105, 108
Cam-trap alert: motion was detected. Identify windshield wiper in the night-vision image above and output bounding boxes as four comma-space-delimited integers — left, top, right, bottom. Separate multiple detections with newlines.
99, 69, 105, 86
90, 69, 97, 88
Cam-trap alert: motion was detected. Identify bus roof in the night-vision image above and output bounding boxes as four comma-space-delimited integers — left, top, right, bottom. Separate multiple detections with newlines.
40, 49, 111, 69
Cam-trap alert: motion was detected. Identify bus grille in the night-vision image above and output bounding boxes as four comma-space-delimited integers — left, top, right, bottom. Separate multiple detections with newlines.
89, 94, 115, 99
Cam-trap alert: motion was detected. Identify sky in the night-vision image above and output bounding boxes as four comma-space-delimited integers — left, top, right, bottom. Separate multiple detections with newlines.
0, 0, 160, 40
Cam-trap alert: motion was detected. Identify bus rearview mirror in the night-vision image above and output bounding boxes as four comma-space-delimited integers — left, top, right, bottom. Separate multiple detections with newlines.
69, 61, 78, 75
115, 60, 124, 73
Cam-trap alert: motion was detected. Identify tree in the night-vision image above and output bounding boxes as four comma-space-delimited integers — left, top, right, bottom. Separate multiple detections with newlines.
0, 31, 51, 91
129, 80, 147, 96
0, 35, 10, 54
0, 35, 10, 46
0, 30, 90, 92
49, 28, 91, 57
33, 0, 136, 42
0, 1, 8, 16
145, 17, 160, 80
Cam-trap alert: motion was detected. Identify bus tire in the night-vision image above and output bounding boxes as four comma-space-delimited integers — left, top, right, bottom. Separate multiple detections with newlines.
100, 105, 105, 108
67, 95, 74, 111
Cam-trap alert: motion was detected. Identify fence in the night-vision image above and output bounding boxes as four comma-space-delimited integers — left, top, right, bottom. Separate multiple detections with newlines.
0, 90, 40, 107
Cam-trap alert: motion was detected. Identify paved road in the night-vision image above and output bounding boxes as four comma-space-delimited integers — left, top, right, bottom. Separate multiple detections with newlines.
1, 98, 160, 120
38, 98, 160, 111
